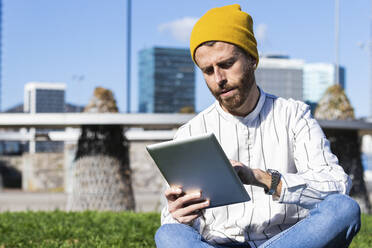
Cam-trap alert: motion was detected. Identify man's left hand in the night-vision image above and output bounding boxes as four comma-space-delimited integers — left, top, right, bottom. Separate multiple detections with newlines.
230, 159, 282, 197
230, 159, 258, 185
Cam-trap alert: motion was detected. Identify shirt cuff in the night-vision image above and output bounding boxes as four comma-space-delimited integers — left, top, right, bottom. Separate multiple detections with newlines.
278, 173, 307, 204
161, 206, 179, 225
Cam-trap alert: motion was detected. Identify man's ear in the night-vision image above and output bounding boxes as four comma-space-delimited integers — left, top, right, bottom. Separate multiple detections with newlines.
251, 59, 257, 70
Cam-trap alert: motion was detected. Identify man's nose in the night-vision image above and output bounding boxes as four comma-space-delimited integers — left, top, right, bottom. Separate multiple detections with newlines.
214, 68, 226, 86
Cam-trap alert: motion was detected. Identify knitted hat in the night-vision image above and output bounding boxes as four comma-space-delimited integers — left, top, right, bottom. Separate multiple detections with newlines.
190, 4, 259, 66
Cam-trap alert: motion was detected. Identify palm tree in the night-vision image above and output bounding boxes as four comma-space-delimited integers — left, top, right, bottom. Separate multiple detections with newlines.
68, 87, 135, 211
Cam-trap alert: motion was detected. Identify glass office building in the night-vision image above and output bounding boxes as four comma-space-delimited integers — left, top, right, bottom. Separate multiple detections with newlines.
24, 82, 66, 114
303, 63, 345, 103
255, 55, 304, 101
24, 82, 66, 152
138, 47, 195, 113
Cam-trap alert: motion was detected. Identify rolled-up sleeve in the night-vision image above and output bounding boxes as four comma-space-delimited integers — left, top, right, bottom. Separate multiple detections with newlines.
279, 103, 351, 209
161, 205, 180, 224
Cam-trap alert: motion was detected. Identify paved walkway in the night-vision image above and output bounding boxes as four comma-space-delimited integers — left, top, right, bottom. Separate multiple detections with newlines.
0, 190, 67, 212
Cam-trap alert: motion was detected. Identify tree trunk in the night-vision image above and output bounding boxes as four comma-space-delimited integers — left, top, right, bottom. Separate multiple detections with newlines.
68, 125, 135, 211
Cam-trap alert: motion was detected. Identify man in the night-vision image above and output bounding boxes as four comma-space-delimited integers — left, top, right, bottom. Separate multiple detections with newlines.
155, 4, 361, 248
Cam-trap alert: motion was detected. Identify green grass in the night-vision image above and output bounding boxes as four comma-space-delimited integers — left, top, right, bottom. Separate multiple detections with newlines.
0, 211, 160, 247
350, 214, 372, 248
0, 211, 370, 247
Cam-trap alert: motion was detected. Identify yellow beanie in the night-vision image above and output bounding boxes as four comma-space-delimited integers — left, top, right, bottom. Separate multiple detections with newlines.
190, 4, 259, 66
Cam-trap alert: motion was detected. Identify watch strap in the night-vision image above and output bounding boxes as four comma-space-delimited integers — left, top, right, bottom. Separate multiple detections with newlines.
265, 169, 281, 195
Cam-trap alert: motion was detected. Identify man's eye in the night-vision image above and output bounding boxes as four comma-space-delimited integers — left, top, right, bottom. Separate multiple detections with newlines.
204, 67, 214, 75
220, 61, 234, 69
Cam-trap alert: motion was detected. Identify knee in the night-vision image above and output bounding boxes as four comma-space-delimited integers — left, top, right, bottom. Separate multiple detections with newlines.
319, 194, 362, 244
155, 224, 196, 247
323, 194, 361, 225
154, 224, 173, 246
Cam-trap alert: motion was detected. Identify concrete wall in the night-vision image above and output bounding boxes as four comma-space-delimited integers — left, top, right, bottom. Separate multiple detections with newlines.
130, 141, 166, 212
23, 153, 65, 191
0, 139, 167, 212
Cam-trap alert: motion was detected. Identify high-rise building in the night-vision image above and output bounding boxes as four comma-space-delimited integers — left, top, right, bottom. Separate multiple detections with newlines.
24, 82, 66, 153
303, 63, 345, 103
24, 82, 66, 113
138, 47, 195, 113
255, 55, 304, 101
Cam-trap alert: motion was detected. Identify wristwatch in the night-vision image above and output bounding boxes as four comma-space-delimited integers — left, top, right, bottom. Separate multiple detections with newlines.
265, 169, 281, 195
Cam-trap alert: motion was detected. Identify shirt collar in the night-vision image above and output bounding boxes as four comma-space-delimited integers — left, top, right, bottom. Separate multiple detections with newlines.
215, 87, 266, 124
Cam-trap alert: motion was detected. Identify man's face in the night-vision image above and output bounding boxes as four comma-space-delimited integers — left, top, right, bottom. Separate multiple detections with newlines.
194, 42, 256, 116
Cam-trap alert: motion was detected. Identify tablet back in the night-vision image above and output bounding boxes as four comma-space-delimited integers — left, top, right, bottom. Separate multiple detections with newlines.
146, 133, 250, 208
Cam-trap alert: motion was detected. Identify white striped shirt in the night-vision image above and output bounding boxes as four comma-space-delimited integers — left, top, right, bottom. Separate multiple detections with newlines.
161, 88, 351, 247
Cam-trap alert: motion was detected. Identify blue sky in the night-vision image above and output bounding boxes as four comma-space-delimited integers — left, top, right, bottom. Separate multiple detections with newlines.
2, 0, 370, 117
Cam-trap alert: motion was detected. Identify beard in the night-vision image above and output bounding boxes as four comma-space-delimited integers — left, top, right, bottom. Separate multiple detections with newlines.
208, 68, 256, 114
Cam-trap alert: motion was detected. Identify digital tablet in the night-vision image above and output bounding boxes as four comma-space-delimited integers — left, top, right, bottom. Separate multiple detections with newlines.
146, 133, 250, 208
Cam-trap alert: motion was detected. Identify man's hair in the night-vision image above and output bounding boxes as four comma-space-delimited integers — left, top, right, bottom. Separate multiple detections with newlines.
200, 41, 256, 67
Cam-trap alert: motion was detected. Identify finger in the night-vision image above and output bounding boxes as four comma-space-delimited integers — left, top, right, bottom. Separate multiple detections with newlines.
177, 213, 202, 224
232, 162, 244, 167
233, 165, 244, 177
229, 159, 238, 165
168, 191, 201, 213
173, 199, 210, 219
230, 160, 245, 167
165, 187, 183, 201
234, 164, 244, 171
170, 191, 202, 211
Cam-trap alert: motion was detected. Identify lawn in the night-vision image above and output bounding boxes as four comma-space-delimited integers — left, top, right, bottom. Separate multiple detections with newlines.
0, 211, 370, 247
0, 211, 159, 247
350, 214, 372, 248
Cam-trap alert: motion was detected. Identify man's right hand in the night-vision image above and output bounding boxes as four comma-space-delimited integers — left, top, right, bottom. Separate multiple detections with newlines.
165, 186, 210, 224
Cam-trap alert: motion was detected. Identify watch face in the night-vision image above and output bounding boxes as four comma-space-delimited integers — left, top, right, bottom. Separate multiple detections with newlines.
268, 169, 279, 175
267, 188, 276, 195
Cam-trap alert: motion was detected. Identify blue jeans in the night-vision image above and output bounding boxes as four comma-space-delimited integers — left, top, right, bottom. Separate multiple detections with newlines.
155, 194, 361, 248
